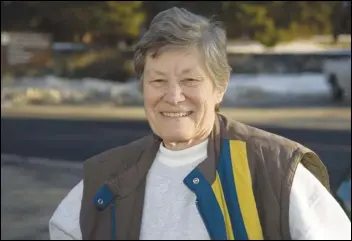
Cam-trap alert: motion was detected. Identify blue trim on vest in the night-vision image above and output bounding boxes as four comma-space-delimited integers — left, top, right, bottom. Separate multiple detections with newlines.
111, 203, 117, 240
93, 184, 115, 211
93, 184, 117, 239
218, 139, 249, 240
184, 168, 227, 240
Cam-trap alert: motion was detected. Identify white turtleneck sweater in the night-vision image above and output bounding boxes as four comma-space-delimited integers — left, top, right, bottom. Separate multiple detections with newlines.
49, 139, 351, 240
139, 139, 211, 240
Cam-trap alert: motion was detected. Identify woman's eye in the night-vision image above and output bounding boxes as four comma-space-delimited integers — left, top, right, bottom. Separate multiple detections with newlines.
152, 79, 165, 83
183, 78, 199, 85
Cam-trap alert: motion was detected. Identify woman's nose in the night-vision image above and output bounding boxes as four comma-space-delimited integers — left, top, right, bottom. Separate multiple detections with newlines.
163, 83, 186, 106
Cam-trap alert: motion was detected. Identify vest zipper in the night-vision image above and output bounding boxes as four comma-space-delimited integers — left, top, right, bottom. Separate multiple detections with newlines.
111, 202, 117, 240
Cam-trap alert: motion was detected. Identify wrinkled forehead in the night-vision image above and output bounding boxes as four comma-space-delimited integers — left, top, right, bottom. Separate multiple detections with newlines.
144, 46, 206, 77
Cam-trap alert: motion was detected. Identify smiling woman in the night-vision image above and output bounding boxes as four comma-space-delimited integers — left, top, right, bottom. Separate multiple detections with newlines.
134, 8, 231, 151
142, 47, 224, 150
49, 7, 351, 241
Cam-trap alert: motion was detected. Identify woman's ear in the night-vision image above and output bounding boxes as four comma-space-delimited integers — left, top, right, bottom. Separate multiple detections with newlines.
216, 74, 230, 103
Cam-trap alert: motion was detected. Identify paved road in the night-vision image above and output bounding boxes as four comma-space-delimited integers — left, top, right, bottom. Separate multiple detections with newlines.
1, 155, 83, 240
1, 116, 350, 193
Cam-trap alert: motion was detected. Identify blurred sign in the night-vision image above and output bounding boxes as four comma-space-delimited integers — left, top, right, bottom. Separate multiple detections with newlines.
1, 31, 53, 69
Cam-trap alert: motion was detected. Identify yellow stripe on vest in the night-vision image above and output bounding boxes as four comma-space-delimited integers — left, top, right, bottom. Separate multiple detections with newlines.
211, 172, 235, 240
229, 140, 263, 240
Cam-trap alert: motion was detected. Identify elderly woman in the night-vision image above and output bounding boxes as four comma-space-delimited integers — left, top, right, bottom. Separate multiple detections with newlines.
49, 7, 351, 240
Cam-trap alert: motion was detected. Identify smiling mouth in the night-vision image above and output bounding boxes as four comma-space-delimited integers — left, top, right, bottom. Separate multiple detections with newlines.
160, 111, 193, 118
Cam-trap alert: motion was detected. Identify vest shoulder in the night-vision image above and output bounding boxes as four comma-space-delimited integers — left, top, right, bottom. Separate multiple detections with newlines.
83, 135, 155, 174
222, 115, 303, 151
221, 114, 329, 188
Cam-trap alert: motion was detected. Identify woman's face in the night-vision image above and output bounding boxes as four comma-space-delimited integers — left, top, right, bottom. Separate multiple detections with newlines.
143, 47, 227, 150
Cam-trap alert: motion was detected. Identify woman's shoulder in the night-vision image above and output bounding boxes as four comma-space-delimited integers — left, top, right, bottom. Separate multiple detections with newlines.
83, 134, 156, 172
49, 180, 83, 239
220, 114, 301, 149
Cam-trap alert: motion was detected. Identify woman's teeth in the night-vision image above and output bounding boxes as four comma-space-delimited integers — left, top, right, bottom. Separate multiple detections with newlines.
161, 112, 192, 117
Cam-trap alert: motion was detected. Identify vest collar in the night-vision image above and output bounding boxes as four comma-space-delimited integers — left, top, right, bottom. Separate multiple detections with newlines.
104, 114, 223, 198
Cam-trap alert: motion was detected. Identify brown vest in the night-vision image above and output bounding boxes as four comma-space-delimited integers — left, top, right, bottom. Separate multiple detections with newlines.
80, 114, 330, 240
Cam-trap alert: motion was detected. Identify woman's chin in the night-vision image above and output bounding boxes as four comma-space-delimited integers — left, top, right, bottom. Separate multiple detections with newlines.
160, 131, 192, 144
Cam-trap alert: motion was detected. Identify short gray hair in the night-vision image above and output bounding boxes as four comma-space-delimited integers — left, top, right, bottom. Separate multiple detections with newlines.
133, 7, 231, 111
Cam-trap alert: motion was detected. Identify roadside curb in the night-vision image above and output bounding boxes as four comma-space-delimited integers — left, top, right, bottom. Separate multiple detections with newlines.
1, 154, 83, 170
2, 105, 351, 130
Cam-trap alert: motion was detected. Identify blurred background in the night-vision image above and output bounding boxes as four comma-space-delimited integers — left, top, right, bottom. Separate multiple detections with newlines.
1, 1, 351, 239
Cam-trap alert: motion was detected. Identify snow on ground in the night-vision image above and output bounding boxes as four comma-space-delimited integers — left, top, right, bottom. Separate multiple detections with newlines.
1, 76, 143, 107
1, 73, 331, 107
226, 40, 328, 54
223, 73, 330, 104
